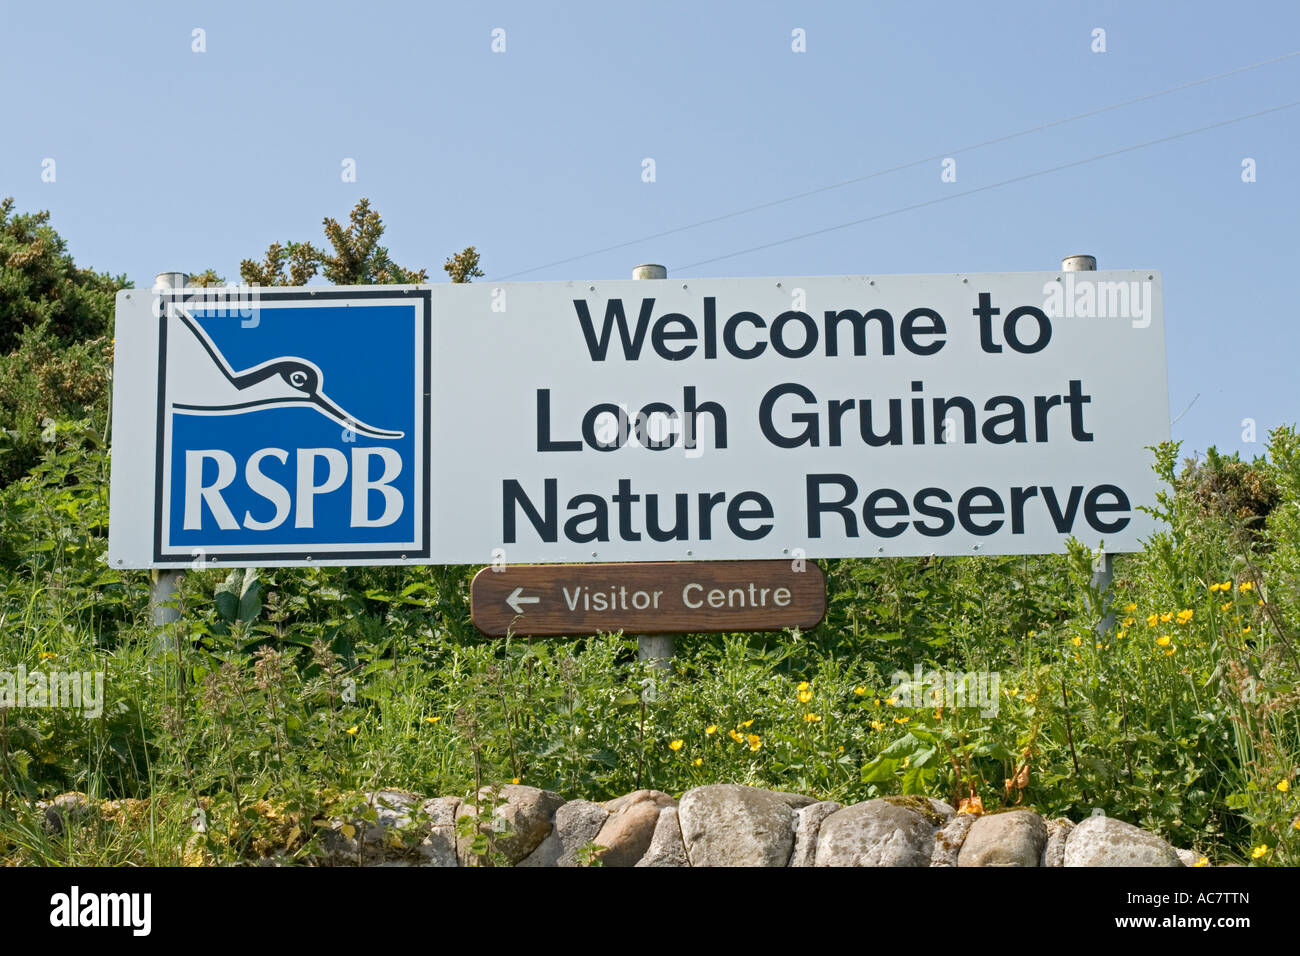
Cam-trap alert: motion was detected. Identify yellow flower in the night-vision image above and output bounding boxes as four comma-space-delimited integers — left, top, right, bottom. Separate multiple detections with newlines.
1117, 630, 1127, 640
1176, 609, 1193, 625
1146, 613, 1159, 627
425, 716, 441, 724
692, 757, 702, 767
1194, 856, 1209, 867
1122, 602, 1137, 612
1122, 617, 1135, 627
740, 719, 754, 728
797, 689, 813, 704
669, 739, 683, 751
803, 713, 821, 722
1240, 581, 1255, 592
728, 729, 743, 743
1251, 844, 1269, 859
345, 725, 358, 735
38, 651, 56, 660
1278, 779, 1291, 793
902, 756, 910, 768
1024, 692, 1038, 704
1242, 626, 1252, 634
1159, 612, 1173, 624
1209, 582, 1224, 593
1220, 602, 1232, 612
854, 686, 866, 696
512, 777, 520, 785
873, 698, 881, 707
746, 734, 761, 751
1071, 636, 1083, 647
1095, 642, 1103, 650
894, 716, 910, 724
1221, 580, 1232, 591
1156, 635, 1172, 647
797, 681, 810, 692
886, 697, 898, 706
705, 724, 717, 735
870, 720, 885, 731
1164, 648, 1176, 656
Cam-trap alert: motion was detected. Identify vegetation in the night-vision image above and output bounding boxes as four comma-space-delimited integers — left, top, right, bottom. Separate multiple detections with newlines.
0, 199, 1296, 866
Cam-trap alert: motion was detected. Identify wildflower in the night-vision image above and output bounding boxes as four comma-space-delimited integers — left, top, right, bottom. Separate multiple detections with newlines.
837, 745, 844, 753
1025, 693, 1038, 704
1176, 609, 1193, 625
1146, 614, 1159, 627
728, 729, 743, 743
425, 716, 441, 724
740, 719, 754, 728
886, 697, 898, 706
1294, 817, 1300, 832
1209, 582, 1225, 593
669, 739, 683, 751
803, 713, 821, 722
1096, 642, 1104, 650
797, 680, 810, 692
1160, 612, 1173, 624
1122, 617, 1135, 627
870, 720, 885, 731
1164, 648, 1176, 657
1194, 856, 1209, 867
1117, 630, 1127, 640
1122, 602, 1137, 612
1220, 602, 1232, 612
746, 734, 761, 751
1251, 844, 1269, 860
345, 725, 358, 735
1240, 581, 1255, 592
873, 698, 881, 707
894, 716, 910, 724
38, 651, 56, 660
853, 686, 866, 695
1156, 635, 1171, 647
1221, 580, 1232, 591
1242, 626, 1252, 635
1278, 779, 1291, 793
512, 777, 520, 785
705, 724, 717, 735
1071, 636, 1082, 647
692, 758, 702, 767
798, 688, 813, 704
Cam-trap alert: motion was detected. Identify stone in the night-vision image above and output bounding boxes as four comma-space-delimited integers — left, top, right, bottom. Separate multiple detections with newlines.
931, 813, 977, 866
42, 792, 93, 835
1176, 848, 1200, 868
518, 799, 609, 867
1041, 818, 1074, 867
958, 810, 1046, 867
813, 798, 940, 867
593, 790, 676, 867
679, 784, 816, 867
418, 796, 461, 867
320, 789, 428, 865
1063, 815, 1183, 867
635, 806, 690, 867
456, 784, 565, 866
790, 801, 842, 867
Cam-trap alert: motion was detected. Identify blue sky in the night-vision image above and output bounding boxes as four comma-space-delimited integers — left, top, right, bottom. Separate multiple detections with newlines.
3, 0, 1296, 459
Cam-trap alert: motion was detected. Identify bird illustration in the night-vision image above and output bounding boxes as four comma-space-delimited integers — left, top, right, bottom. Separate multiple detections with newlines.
168, 308, 404, 439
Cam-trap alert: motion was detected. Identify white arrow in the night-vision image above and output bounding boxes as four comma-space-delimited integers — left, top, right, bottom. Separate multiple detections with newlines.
506, 587, 541, 615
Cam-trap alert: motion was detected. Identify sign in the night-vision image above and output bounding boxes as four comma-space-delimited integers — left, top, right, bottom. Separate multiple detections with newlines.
108, 271, 1169, 568
470, 560, 826, 636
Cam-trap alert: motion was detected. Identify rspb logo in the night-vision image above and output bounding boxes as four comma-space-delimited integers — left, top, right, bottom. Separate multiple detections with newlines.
153, 288, 430, 564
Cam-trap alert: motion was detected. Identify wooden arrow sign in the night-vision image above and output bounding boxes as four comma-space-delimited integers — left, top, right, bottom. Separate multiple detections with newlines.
470, 560, 825, 637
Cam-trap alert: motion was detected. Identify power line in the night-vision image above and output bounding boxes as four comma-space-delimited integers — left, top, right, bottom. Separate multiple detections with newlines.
491, 50, 1299, 281
674, 100, 1300, 272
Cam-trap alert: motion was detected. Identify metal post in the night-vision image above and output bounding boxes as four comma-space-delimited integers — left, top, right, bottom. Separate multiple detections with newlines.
149, 272, 187, 652
1062, 254, 1115, 636
631, 264, 675, 670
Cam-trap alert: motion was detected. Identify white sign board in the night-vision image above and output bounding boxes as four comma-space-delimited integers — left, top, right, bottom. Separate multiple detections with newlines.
108, 271, 1169, 568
